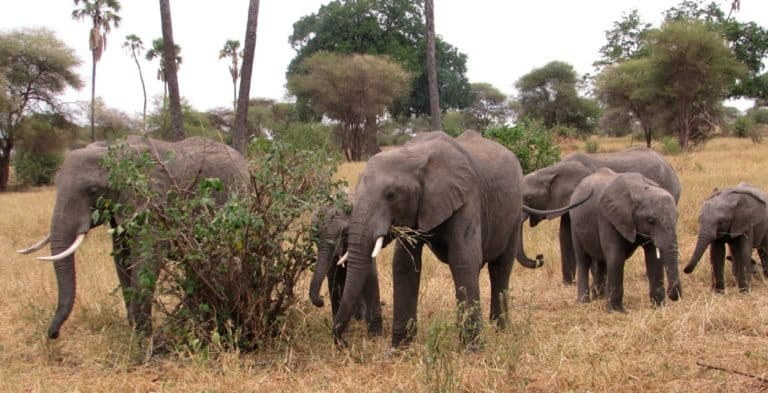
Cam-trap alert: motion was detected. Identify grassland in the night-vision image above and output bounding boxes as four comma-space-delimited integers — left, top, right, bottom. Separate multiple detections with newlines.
2, 136, 768, 392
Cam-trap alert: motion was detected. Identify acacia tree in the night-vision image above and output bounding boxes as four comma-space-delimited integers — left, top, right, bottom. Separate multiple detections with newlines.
465, 82, 509, 130
424, 0, 440, 129
71, 0, 121, 142
287, 53, 410, 161
158, 0, 183, 140
233, 0, 260, 153
219, 39, 241, 114
123, 34, 147, 133
0, 28, 82, 191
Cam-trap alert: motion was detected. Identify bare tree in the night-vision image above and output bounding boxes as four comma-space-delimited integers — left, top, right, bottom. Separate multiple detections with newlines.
123, 34, 147, 133
424, 0, 441, 130
233, 0, 260, 153
159, 0, 183, 140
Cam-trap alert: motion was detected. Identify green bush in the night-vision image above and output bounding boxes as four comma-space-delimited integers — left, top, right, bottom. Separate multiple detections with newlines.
584, 139, 599, 153
485, 119, 560, 174
100, 139, 345, 351
750, 108, 768, 124
270, 121, 334, 153
13, 152, 62, 186
660, 136, 682, 155
733, 115, 755, 138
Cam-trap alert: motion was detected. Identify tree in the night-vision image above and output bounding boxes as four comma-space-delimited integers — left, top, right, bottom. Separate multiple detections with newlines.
424, 0, 440, 129
465, 82, 509, 130
145, 38, 181, 100
123, 34, 147, 133
515, 61, 599, 135
595, 58, 663, 147
648, 21, 746, 148
0, 28, 83, 191
233, 0, 260, 153
71, 0, 121, 142
594, 9, 652, 69
287, 52, 410, 161
219, 39, 241, 114
287, 0, 471, 118
158, 0, 183, 140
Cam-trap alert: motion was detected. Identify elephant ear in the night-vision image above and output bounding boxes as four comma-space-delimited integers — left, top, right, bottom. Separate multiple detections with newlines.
546, 161, 593, 218
600, 176, 636, 243
731, 187, 768, 235
417, 139, 476, 232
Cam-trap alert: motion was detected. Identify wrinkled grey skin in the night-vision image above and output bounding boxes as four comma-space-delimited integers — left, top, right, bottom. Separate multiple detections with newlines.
684, 183, 768, 293
520, 147, 681, 284
569, 168, 682, 312
309, 206, 382, 336
332, 130, 590, 349
36, 136, 248, 339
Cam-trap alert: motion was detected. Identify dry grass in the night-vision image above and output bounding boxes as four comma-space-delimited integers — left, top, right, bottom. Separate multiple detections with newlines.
2, 136, 768, 392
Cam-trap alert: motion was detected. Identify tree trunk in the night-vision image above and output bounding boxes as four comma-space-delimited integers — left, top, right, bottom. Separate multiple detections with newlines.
132, 52, 148, 134
91, 52, 97, 142
233, 0, 260, 153
644, 125, 652, 148
424, 0, 441, 130
159, 0, 184, 141
0, 142, 11, 192
362, 114, 380, 159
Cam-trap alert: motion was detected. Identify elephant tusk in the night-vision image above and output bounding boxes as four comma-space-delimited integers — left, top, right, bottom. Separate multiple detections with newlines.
371, 236, 384, 258
37, 234, 86, 261
337, 251, 349, 267
17, 234, 51, 254
656, 248, 661, 259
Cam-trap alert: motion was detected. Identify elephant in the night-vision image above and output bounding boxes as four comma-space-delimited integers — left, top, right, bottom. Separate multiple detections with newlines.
17, 136, 249, 339
569, 168, 681, 311
520, 147, 681, 284
330, 130, 591, 349
683, 183, 768, 293
308, 203, 383, 336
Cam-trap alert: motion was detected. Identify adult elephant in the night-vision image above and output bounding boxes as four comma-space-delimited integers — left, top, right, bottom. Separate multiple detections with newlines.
520, 147, 681, 284
17, 136, 249, 339
309, 203, 383, 336
569, 168, 681, 311
331, 130, 590, 349
684, 183, 768, 293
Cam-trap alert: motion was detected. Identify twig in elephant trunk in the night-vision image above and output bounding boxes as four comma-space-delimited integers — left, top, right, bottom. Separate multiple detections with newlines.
695, 360, 768, 385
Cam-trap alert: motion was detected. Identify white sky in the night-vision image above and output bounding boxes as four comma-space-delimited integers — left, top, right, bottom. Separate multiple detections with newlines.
2, 0, 767, 118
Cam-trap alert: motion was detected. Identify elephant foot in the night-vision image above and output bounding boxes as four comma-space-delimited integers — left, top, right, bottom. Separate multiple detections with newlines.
738, 286, 751, 294
607, 303, 627, 313
576, 295, 591, 304
367, 322, 383, 337
667, 286, 682, 301
333, 334, 348, 350
649, 296, 665, 307
712, 283, 726, 294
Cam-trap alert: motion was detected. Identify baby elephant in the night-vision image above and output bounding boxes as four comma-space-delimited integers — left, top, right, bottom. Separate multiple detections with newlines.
309, 205, 383, 336
569, 168, 682, 311
684, 183, 768, 293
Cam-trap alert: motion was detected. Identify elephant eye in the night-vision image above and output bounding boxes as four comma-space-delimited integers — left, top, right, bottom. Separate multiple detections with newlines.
647, 217, 656, 225
385, 191, 397, 202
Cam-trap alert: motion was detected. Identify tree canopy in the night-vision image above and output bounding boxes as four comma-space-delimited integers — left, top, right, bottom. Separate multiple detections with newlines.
465, 82, 509, 130
287, 0, 471, 118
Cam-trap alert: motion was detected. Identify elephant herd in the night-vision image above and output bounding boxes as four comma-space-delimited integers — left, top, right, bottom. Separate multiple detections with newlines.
15, 131, 768, 351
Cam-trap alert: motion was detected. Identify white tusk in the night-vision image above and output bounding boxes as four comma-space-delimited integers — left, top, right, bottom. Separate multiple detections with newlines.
37, 234, 86, 261
371, 237, 384, 258
17, 234, 51, 254
337, 251, 349, 267
656, 248, 661, 259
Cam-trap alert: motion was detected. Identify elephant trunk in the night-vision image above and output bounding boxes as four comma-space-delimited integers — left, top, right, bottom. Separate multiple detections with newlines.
684, 229, 715, 274
515, 222, 543, 268
332, 234, 373, 346
660, 239, 682, 300
309, 243, 336, 307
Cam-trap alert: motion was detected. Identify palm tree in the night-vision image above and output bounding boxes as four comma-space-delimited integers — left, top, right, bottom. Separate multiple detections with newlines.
424, 0, 440, 130
145, 38, 181, 101
233, 0, 260, 153
219, 40, 242, 114
158, 0, 184, 140
72, 0, 122, 142
123, 34, 147, 133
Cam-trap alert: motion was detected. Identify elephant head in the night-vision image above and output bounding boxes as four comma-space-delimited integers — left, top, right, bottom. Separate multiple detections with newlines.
309, 205, 351, 308
601, 173, 681, 300
684, 184, 768, 274
523, 161, 593, 226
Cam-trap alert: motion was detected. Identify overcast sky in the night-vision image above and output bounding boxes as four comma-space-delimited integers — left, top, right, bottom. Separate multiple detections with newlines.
2, 0, 767, 118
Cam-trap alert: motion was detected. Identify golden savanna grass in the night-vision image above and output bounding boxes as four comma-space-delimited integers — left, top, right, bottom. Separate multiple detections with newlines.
2, 136, 768, 392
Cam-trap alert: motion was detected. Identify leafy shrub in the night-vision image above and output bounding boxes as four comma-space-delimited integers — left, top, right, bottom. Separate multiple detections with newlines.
584, 139, 599, 153
270, 121, 334, 153
549, 124, 579, 139
733, 115, 755, 138
750, 108, 768, 124
13, 152, 62, 186
485, 118, 560, 174
660, 136, 681, 155
100, 139, 345, 351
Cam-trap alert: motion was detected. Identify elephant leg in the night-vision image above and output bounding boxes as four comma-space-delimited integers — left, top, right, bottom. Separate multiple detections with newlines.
559, 215, 576, 285
362, 259, 383, 336
605, 257, 627, 313
449, 261, 482, 350
487, 258, 513, 330
573, 239, 592, 303
758, 248, 768, 278
710, 241, 726, 293
643, 243, 665, 306
591, 260, 607, 299
391, 240, 423, 348
127, 253, 162, 334
730, 237, 752, 293
328, 265, 345, 319
111, 229, 133, 314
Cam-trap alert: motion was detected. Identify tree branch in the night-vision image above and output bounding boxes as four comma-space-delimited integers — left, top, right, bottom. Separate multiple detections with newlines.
696, 360, 768, 385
